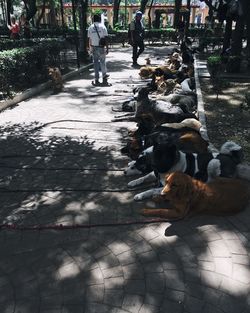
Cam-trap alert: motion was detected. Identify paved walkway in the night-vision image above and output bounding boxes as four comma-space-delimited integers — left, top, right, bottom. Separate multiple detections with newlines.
0, 46, 250, 313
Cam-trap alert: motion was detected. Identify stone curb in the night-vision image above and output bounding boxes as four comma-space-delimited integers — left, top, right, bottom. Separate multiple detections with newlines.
194, 55, 250, 181
0, 63, 92, 113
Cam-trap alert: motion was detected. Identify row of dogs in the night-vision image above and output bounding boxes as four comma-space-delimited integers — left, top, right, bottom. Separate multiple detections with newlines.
117, 46, 249, 220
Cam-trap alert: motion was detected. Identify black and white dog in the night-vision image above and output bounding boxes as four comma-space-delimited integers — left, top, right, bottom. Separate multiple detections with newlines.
128, 140, 243, 201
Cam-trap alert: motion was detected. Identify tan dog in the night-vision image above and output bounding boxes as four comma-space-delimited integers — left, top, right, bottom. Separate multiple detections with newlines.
155, 77, 179, 94
139, 65, 176, 79
139, 66, 157, 79
141, 172, 249, 219
48, 67, 63, 93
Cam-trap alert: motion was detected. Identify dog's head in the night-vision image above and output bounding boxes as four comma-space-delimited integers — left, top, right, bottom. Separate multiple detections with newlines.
161, 172, 193, 200
134, 87, 151, 102
153, 137, 178, 173
121, 138, 143, 160
136, 113, 156, 136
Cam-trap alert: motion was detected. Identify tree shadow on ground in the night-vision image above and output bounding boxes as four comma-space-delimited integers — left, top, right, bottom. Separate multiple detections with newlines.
0, 122, 249, 313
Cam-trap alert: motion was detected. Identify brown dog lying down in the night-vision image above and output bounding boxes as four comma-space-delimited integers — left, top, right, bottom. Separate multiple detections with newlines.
141, 172, 249, 219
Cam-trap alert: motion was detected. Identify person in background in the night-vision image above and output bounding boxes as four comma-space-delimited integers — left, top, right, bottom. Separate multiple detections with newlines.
128, 11, 145, 67
87, 14, 109, 86
7, 16, 20, 39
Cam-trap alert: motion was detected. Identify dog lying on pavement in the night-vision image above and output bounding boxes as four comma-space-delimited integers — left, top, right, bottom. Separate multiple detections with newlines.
141, 171, 249, 219
128, 140, 243, 201
123, 126, 209, 164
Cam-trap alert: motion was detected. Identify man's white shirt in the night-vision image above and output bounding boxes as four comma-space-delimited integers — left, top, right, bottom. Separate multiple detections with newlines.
88, 22, 108, 46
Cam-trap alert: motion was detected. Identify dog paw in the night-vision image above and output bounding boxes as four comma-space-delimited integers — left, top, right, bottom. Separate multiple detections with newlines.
134, 193, 144, 201
128, 180, 137, 188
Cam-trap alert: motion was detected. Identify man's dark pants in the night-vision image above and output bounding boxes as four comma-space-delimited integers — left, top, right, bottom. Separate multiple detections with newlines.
132, 40, 145, 64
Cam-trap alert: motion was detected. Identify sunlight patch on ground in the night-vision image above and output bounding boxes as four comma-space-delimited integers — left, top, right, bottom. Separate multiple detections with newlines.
56, 260, 81, 280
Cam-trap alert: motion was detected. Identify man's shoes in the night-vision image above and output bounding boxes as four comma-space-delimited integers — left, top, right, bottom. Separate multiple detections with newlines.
92, 80, 102, 86
103, 74, 110, 79
132, 62, 140, 68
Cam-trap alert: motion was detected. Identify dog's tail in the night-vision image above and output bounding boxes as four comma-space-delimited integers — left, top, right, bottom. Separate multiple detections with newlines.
220, 141, 243, 164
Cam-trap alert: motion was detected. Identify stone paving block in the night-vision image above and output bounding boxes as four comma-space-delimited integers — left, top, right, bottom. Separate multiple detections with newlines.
108, 242, 131, 256
183, 268, 201, 283
218, 292, 246, 313
214, 257, 233, 276
200, 270, 223, 289
160, 298, 183, 313
197, 260, 215, 271
164, 270, 185, 291
200, 303, 224, 313
145, 273, 165, 294
124, 279, 146, 295
132, 241, 154, 254
231, 254, 249, 265
139, 303, 160, 313
122, 294, 144, 313
184, 281, 205, 300
184, 295, 205, 313
148, 236, 172, 254
219, 276, 248, 296
142, 262, 164, 274
85, 302, 118, 313
232, 263, 250, 284
86, 268, 103, 286
136, 250, 158, 264
137, 227, 160, 242
163, 288, 185, 303
104, 277, 124, 290
123, 263, 144, 280
85, 284, 104, 303
225, 239, 248, 255
144, 292, 163, 307
103, 289, 124, 307
61, 305, 85, 313
97, 253, 120, 270
208, 240, 231, 257
116, 250, 138, 266
158, 251, 182, 270
203, 286, 224, 307
102, 266, 123, 279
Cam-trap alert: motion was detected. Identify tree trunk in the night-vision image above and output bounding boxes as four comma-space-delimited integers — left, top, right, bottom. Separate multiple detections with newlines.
113, 0, 121, 27
147, 0, 154, 29
186, 0, 190, 29
231, 20, 245, 56
23, 0, 37, 21
6, 0, 12, 25
174, 0, 182, 29
36, 0, 46, 28
140, 0, 149, 14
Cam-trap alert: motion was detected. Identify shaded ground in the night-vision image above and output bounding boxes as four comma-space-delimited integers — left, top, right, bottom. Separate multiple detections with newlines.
200, 78, 250, 163
0, 45, 249, 313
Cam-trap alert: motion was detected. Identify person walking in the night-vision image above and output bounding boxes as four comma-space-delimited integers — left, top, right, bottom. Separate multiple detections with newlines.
87, 14, 109, 86
7, 16, 20, 40
128, 11, 145, 67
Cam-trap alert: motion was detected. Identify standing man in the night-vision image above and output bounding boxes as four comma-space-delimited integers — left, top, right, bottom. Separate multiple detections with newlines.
128, 11, 145, 67
87, 14, 109, 86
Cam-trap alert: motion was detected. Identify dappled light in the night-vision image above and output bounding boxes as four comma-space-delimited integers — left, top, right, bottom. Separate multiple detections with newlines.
0, 47, 249, 313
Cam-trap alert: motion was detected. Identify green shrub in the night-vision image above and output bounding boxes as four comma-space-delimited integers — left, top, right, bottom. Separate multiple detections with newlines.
0, 39, 66, 94
207, 55, 222, 67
